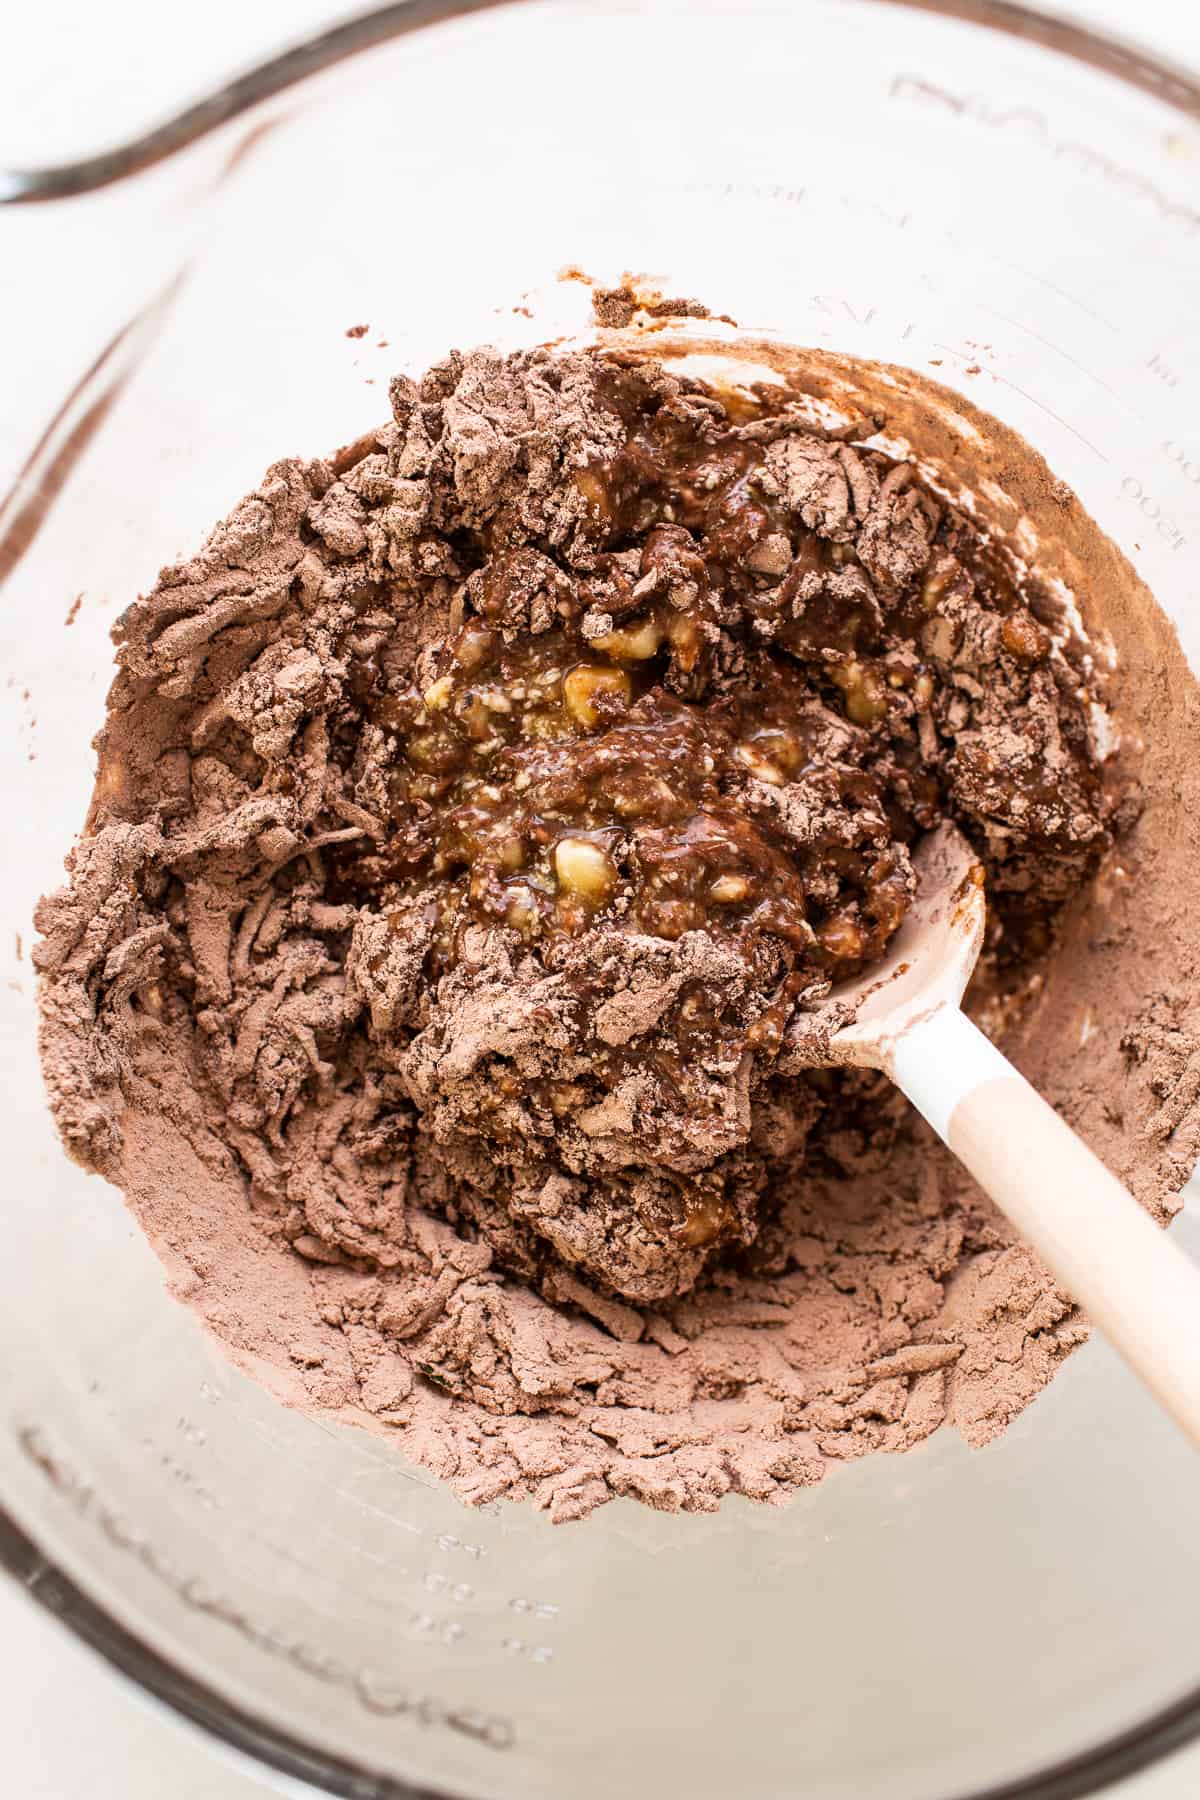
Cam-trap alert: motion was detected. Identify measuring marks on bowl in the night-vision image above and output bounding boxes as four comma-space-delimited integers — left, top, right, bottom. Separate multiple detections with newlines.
330, 1470, 567, 1680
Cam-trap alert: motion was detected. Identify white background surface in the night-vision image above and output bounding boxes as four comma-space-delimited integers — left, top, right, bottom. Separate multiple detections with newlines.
3, 1, 1200, 1796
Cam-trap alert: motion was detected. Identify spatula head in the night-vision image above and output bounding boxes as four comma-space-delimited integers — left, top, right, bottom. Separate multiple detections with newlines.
789, 823, 986, 1073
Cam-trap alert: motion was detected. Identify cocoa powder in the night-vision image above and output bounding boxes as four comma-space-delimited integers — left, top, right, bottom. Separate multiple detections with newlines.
33, 334, 1200, 1523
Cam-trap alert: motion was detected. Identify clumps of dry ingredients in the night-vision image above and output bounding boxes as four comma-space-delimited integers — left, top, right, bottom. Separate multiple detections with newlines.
36, 336, 1186, 1523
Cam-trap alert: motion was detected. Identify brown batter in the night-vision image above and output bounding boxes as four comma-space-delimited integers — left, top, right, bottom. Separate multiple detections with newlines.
316, 355, 1109, 1301
36, 329, 1190, 1523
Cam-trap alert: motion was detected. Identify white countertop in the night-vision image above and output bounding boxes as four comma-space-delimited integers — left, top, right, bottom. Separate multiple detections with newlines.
4, 1, 1200, 1795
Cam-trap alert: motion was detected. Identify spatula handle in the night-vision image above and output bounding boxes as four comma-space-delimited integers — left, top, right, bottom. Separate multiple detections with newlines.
894, 1005, 1200, 1446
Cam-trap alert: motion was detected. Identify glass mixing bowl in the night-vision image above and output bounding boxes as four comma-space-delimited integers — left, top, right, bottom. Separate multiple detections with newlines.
3, 4, 1200, 1796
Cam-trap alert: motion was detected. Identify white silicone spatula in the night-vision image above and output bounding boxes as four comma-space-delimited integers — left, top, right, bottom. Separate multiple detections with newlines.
796, 823, 1200, 1444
